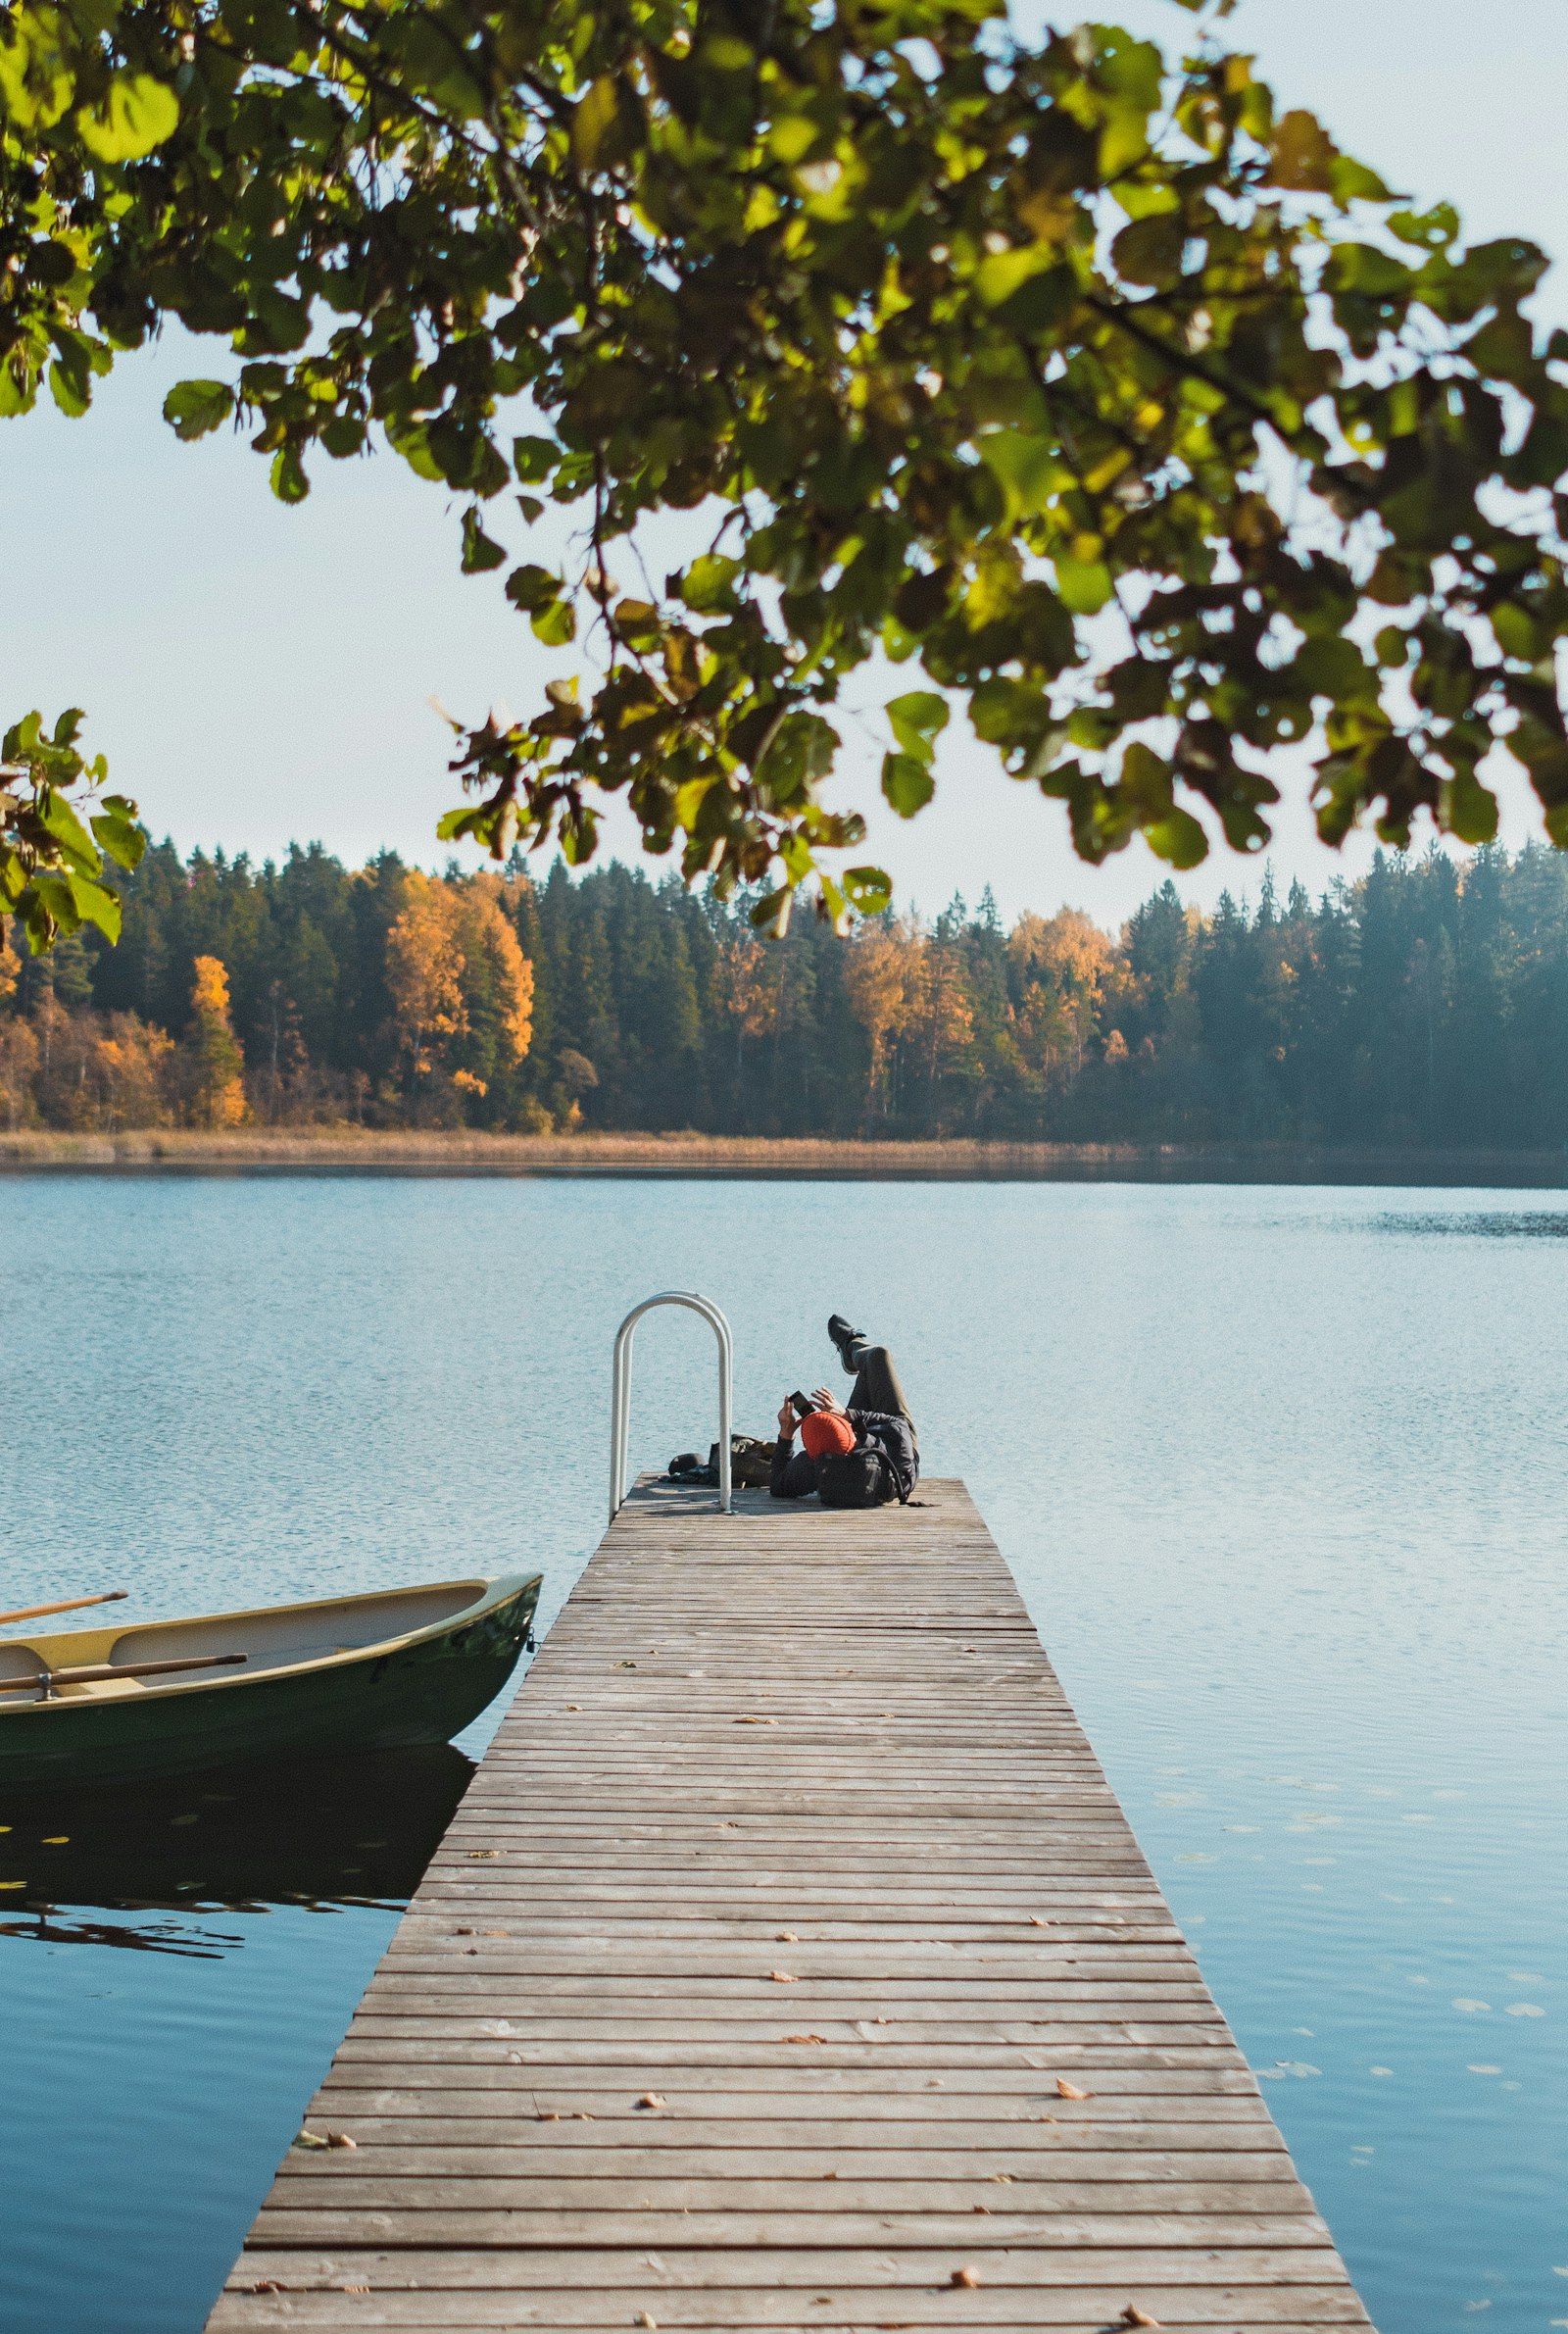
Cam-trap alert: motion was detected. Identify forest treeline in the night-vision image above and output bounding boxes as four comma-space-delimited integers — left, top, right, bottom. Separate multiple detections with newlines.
5, 837, 1568, 1148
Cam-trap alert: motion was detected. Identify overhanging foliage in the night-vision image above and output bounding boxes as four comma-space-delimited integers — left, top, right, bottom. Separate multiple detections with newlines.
4, 0, 1567, 938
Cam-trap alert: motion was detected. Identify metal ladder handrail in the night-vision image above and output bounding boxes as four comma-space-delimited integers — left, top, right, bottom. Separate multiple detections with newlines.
611, 1293, 733, 1520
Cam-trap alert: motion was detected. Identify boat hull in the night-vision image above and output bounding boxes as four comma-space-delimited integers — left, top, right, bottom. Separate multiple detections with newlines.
0, 1577, 540, 1791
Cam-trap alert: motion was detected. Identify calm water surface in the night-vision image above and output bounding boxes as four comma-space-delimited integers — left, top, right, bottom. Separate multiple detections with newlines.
4, 1175, 1567, 2331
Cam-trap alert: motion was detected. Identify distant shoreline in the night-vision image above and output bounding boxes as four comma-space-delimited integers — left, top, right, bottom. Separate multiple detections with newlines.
6, 1128, 1568, 1186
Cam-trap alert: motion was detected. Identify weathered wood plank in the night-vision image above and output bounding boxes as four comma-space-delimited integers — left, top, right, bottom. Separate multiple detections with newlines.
203, 1478, 1373, 2334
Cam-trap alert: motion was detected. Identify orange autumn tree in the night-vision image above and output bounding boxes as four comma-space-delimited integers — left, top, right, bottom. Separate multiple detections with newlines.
843, 918, 926, 1124
385, 873, 533, 1118
187, 955, 247, 1126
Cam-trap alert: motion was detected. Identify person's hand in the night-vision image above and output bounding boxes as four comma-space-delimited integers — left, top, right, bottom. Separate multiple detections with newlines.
776, 1400, 798, 1440
811, 1386, 844, 1415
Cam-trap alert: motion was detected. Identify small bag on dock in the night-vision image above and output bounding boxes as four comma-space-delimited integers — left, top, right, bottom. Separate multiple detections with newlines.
667, 1435, 777, 1490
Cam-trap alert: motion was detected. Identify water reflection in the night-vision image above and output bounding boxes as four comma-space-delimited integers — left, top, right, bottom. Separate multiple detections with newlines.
0, 1744, 472, 1957
1371, 1208, 1568, 1238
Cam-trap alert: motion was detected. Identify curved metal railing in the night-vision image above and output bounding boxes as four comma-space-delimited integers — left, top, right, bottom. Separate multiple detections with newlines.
611, 1293, 733, 1520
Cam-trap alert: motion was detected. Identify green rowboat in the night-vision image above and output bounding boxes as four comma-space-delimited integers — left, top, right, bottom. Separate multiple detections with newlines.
0, 1572, 540, 1789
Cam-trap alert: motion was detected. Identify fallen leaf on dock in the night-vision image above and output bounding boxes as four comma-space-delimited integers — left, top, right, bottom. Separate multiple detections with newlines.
1029, 1915, 1051, 1928
1055, 2079, 1092, 2099
776, 1931, 799, 1942
951, 2264, 981, 2288
635, 2314, 658, 2328
455, 1926, 475, 1936
537, 2110, 560, 2120
483, 1929, 510, 1937
782, 2033, 828, 2045
1120, 2309, 1160, 2329
292, 2131, 329, 2151
635, 2094, 666, 2110
250, 2280, 285, 2294
735, 1715, 777, 1725
466, 1850, 499, 1860
341, 2285, 370, 2295
616, 1661, 638, 1668
326, 2133, 357, 2150
769, 1970, 798, 1983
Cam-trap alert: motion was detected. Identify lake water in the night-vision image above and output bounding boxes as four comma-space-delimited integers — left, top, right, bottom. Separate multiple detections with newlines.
4, 1173, 1568, 2333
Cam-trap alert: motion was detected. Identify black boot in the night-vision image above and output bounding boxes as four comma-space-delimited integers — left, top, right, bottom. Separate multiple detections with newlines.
828, 1315, 865, 1374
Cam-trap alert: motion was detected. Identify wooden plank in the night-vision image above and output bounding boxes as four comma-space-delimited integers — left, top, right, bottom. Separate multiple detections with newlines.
204, 1479, 1373, 2334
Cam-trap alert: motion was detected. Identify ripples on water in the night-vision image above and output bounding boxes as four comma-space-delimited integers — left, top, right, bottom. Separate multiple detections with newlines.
4, 1175, 1567, 2331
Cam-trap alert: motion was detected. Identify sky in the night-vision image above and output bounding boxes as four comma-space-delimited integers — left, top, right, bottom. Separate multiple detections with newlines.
5, 0, 1567, 929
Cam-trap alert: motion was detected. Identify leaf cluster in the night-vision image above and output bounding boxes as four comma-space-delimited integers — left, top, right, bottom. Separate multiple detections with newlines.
5, 0, 1568, 924
0, 707, 145, 947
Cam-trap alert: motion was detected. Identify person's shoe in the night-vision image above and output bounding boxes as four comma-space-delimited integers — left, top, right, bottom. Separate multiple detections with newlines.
828, 1314, 865, 1373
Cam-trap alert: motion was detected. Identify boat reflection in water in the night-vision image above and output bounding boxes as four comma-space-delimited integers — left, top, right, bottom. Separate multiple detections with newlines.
0, 1743, 473, 1958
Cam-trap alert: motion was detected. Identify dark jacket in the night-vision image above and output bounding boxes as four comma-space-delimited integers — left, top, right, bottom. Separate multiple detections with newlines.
769, 1410, 919, 1506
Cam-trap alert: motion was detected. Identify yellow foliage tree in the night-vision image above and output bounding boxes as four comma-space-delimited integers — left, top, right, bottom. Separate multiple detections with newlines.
1007, 910, 1120, 1077
188, 955, 247, 1126
386, 874, 467, 1079
385, 873, 533, 1113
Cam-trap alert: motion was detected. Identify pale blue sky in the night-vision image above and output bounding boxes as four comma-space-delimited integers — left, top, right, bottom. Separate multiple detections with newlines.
5, 0, 1565, 925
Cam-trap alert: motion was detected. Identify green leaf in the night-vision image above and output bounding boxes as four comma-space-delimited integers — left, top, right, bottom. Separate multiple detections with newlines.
505, 564, 560, 614
1144, 808, 1208, 869
1111, 215, 1186, 288
531, 598, 576, 647
680, 554, 742, 614
48, 358, 89, 418
513, 435, 557, 483
462, 508, 507, 573
37, 788, 101, 875
886, 691, 949, 765
572, 74, 629, 171
90, 803, 146, 870
1442, 769, 1499, 845
979, 430, 1068, 518
973, 248, 1074, 332
27, 872, 82, 938
759, 712, 838, 802
844, 866, 894, 916
66, 870, 121, 940
75, 74, 179, 164
881, 751, 936, 819
1390, 204, 1459, 251
164, 380, 235, 442
1053, 554, 1113, 616
270, 444, 309, 503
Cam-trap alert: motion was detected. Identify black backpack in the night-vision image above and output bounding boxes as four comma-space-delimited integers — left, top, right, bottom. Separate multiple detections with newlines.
815, 1447, 894, 1509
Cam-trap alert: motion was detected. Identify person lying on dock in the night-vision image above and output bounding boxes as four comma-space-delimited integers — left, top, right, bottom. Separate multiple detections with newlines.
770, 1317, 919, 1508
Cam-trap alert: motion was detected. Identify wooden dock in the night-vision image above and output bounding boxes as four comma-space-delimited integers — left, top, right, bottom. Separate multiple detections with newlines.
208, 1479, 1373, 2331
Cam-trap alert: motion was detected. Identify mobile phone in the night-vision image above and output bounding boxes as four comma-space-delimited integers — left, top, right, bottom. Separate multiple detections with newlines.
789, 1390, 819, 1417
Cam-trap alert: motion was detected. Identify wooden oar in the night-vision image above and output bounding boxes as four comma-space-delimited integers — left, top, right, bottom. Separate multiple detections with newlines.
0, 1652, 246, 1697
0, 1591, 129, 1629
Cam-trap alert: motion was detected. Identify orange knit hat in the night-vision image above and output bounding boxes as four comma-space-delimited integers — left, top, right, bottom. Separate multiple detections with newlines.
801, 1410, 856, 1460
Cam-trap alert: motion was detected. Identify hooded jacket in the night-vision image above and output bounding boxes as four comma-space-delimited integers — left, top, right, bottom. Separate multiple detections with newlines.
769, 1408, 919, 1506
